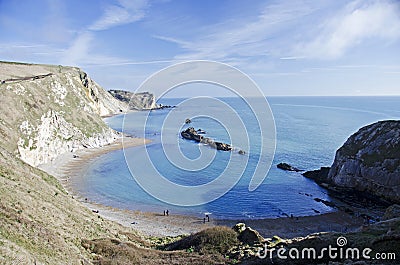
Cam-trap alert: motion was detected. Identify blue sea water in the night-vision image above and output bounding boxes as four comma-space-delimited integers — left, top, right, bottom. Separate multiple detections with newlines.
70, 96, 400, 219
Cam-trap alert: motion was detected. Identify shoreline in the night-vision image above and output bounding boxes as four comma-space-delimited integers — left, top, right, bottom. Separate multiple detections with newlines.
38, 136, 149, 181
38, 135, 219, 237
38, 134, 365, 238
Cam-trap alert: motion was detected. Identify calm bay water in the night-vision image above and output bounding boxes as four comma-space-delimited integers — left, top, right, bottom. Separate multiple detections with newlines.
70, 96, 400, 219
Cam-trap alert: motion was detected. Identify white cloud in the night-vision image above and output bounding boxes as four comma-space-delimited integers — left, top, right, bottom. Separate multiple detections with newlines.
279, 56, 305, 60
154, 1, 318, 61
61, 32, 93, 66
297, 0, 400, 59
153, 0, 400, 65
82, 59, 178, 67
61, 0, 150, 66
153, 35, 191, 47
89, 0, 149, 31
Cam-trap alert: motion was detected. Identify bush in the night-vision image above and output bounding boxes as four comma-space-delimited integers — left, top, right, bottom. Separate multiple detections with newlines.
165, 226, 238, 255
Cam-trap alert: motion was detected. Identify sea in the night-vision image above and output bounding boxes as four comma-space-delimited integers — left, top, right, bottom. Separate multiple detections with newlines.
70, 96, 400, 220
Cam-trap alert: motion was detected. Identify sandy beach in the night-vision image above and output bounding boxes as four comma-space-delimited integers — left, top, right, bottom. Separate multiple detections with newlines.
39, 135, 365, 239
39, 136, 149, 182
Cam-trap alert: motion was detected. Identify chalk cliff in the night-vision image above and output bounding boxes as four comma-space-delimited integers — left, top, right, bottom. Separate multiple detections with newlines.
0, 61, 130, 166
108, 90, 158, 110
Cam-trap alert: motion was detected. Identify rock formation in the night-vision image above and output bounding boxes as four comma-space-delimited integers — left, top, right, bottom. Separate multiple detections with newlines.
382, 204, 400, 220
108, 90, 159, 110
304, 120, 400, 204
0, 61, 128, 166
328, 120, 400, 203
277, 162, 303, 172
302, 167, 330, 184
181, 127, 233, 151
233, 223, 264, 245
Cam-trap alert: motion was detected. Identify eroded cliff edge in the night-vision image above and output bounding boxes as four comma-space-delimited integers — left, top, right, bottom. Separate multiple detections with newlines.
0, 61, 146, 167
304, 120, 400, 204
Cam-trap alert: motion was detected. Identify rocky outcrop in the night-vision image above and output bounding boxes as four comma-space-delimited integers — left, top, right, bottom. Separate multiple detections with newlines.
277, 162, 303, 172
0, 61, 128, 166
233, 223, 264, 245
108, 90, 159, 110
302, 167, 330, 184
383, 204, 400, 220
327, 121, 400, 203
181, 127, 233, 151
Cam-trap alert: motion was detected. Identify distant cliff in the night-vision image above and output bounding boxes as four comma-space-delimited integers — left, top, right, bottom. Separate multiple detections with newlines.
108, 90, 158, 110
305, 120, 400, 203
0, 61, 130, 167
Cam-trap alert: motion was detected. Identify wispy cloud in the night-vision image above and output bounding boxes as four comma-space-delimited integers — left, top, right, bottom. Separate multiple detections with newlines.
154, 1, 318, 62
84, 59, 178, 67
0, 44, 47, 49
0, 42, 63, 64
279, 56, 305, 60
154, 0, 400, 66
61, 32, 93, 66
153, 35, 191, 47
297, 0, 400, 59
89, 0, 149, 31
62, 0, 150, 66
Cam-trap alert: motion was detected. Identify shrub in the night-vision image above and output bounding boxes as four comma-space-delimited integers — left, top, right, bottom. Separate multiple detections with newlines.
165, 226, 238, 255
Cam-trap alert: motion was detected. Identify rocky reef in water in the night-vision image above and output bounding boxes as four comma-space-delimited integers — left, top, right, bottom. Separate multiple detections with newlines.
277, 162, 303, 172
181, 127, 233, 151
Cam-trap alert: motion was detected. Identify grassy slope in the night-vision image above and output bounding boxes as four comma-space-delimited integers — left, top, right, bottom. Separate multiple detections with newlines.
0, 146, 224, 264
0, 146, 122, 263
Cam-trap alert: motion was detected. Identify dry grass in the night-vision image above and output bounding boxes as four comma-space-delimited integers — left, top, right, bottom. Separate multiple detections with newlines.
82, 238, 224, 265
0, 146, 122, 264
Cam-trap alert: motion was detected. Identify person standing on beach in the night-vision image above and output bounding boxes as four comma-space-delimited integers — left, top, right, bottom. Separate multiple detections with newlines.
166, 210, 169, 216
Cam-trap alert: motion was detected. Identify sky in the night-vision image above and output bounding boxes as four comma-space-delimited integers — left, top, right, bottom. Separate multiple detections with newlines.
0, 0, 399, 96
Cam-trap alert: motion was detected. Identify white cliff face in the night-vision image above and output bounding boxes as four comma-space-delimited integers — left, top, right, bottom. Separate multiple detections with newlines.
108, 90, 158, 110
0, 62, 128, 167
17, 110, 119, 166
77, 71, 129, 116
328, 120, 400, 203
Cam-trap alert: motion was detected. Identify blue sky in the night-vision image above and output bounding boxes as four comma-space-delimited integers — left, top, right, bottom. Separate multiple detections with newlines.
0, 0, 399, 96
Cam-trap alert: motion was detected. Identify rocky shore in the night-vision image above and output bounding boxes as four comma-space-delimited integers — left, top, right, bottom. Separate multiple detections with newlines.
301, 120, 400, 224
